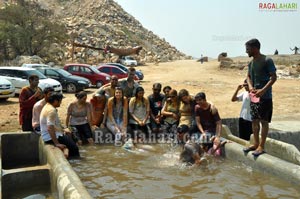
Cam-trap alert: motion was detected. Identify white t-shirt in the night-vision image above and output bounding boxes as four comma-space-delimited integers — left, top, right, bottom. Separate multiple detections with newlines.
237, 91, 252, 121
32, 99, 46, 129
40, 103, 63, 142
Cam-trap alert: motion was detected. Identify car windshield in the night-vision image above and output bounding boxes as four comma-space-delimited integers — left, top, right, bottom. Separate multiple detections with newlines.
90, 66, 102, 74
26, 70, 47, 79
116, 64, 128, 71
56, 68, 72, 76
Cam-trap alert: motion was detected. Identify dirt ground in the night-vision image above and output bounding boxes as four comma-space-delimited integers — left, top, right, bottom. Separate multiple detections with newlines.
1, 58, 299, 133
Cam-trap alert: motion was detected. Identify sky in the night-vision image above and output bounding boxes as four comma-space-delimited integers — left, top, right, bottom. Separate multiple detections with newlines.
114, 0, 300, 58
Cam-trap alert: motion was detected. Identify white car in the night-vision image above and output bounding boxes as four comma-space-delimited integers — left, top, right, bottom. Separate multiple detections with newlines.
120, 56, 138, 66
21, 63, 51, 68
0, 67, 62, 94
0, 77, 15, 100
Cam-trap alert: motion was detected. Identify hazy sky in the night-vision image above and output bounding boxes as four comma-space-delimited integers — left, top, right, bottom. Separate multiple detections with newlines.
114, 0, 300, 58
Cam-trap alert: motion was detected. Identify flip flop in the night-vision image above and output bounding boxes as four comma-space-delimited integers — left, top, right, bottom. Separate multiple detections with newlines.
243, 146, 256, 153
252, 150, 265, 157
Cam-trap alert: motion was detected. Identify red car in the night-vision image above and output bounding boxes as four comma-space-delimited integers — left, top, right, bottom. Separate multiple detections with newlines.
64, 64, 111, 88
97, 64, 139, 80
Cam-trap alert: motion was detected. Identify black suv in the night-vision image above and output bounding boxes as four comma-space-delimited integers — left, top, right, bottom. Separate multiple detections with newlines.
37, 68, 91, 93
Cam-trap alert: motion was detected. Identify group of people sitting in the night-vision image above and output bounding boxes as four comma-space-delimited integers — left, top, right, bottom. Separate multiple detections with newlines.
20, 67, 225, 164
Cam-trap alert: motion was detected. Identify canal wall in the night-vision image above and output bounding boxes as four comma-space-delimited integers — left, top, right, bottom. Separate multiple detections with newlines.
222, 118, 300, 150
0, 132, 92, 199
221, 125, 300, 185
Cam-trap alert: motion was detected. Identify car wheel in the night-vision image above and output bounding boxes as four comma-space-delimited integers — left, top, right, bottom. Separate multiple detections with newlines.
96, 81, 104, 88
66, 83, 77, 93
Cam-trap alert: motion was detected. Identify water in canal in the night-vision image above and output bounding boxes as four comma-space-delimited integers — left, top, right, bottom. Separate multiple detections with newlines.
70, 144, 300, 198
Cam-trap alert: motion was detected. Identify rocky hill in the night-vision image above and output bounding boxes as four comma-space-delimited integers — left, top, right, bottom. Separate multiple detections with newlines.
1, 0, 190, 64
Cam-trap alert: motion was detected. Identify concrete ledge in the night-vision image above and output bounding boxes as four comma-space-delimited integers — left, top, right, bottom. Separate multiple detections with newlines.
224, 141, 300, 185
221, 125, 300, 165
1, 132, 92, 199
255, 136, 300, 165
43, 144, 92, 199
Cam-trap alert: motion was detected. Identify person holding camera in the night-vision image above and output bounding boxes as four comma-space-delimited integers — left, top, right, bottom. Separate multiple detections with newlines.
231, 79, 252, 140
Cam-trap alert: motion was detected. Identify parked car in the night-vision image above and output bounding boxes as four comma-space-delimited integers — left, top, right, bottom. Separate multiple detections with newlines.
105, 63, 144, 80
63, 64, 111, 88
119, 56, 138, 66
97, 64, 139, 80
37, 67, 91, 93
22, 63, 51, 68
0, 67, 62, 94
0, 77, 15, 101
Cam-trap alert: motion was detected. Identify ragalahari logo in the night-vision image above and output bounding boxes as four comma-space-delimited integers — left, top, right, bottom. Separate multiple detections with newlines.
259, 2, 297, 12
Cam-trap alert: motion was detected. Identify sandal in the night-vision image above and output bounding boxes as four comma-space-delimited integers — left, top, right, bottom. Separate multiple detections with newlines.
243, 146, 257, 153
252, 150, 265, 157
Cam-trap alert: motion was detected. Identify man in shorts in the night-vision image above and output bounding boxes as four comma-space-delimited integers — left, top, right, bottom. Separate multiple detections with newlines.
244, 38, 277, 156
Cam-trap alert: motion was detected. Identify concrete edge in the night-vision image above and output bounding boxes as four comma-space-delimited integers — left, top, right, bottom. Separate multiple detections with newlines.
43, 144, 92, 199
221, 125, 300, 165
224, 141, 300, 185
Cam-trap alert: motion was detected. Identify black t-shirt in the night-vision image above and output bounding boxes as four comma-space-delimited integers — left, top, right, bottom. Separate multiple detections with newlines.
148, 93, 165, 116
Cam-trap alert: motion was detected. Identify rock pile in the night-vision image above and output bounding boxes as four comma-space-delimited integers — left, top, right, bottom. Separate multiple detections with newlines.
45, 0, 191, 64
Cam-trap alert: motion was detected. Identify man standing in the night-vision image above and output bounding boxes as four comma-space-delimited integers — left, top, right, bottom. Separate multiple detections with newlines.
40, 92, 79, 158
244, 38, 277, 156
119, 67, 139, 99
96, 75, 119, 98
19, 75, 43, 131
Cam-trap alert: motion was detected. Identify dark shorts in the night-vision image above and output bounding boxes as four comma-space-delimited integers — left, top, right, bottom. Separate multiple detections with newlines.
71, 123, 93, 140
45, 135, 80, 157
250, 98, 273, 123
129, 123, 152, 139
150, 118, 162, 130
238, 118, 252, 141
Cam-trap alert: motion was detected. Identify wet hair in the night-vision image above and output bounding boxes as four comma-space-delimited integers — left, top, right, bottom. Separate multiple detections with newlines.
75, 91, 87, 99
163, 86, 172, 93
245, 38, 260, 50
195, 92, 206, 100
43, 87, 54, 95
29, 75, 39, 81
48, 93, 63, 103
178, 89, 189, 100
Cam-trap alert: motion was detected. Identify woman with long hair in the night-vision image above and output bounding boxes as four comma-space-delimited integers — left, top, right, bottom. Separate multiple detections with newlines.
106, 87, 128, 143
161, 89, 180, 138
129, 87, 151, 141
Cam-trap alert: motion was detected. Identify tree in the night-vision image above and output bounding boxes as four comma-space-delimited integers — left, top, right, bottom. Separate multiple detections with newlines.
0, 1, 69, 62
